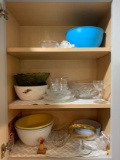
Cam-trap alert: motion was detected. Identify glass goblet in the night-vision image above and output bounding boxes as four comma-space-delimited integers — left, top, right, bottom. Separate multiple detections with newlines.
93, 80, 105, 104
69, 124, 96, 156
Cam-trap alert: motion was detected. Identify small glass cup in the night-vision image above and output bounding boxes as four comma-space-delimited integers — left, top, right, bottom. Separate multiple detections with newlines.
50, 77, 68, 92
50, 78, 59, 91
59, 77, 68, 91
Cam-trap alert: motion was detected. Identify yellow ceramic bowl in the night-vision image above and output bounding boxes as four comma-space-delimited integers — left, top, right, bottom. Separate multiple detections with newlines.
15, 114, 54, 130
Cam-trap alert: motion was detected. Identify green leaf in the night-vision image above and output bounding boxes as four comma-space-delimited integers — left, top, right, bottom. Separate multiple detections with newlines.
14, 73, 50, 86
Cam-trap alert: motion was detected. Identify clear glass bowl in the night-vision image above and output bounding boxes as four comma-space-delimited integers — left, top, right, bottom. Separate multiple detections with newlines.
39, 40, 59, 48
69, 82, 99, 99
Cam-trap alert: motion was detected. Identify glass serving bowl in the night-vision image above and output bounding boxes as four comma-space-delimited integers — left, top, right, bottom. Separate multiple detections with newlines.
69, 82, 99, 99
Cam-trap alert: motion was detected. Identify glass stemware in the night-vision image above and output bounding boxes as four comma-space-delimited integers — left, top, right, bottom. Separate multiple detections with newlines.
69, 124, 96, 156
93, 80, 106, 104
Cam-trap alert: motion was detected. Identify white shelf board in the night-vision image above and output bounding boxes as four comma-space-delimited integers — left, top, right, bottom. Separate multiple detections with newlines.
9, 99, 110, 109
10, 140, 109, 159
7, 47, 110, 60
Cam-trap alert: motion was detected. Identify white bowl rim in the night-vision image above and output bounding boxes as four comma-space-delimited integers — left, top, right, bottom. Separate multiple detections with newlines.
15, 122, 54, 131
15, 113, 54, 130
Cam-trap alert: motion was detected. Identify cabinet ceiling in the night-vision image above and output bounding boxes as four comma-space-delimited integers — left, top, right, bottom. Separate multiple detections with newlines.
6, 2, 111, 26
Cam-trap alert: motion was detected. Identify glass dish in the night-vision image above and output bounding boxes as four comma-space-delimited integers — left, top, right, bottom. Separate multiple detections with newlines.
73, 119, 101, 140
69, 82, 99, 99
39, 40, 59, 48
43, 94, 74, 102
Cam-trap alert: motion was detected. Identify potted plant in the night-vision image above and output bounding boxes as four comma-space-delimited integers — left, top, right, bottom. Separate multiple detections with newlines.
14, 72, 50, 101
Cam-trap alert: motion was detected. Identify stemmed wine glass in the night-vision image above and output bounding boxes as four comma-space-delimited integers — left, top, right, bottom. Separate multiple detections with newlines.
69, 123, 96, 156
93, 80, 106, 103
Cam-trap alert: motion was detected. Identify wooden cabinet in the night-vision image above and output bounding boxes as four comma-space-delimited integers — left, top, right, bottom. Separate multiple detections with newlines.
2, 0, 120, 160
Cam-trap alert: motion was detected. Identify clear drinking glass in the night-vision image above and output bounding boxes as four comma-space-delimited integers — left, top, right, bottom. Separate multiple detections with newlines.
93, 80, 105, 103
59, 77, 68, 91
50, 77, 68, 92
50, 78, 59, 91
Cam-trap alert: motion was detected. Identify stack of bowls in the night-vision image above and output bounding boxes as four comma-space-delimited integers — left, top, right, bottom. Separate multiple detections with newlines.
15, 114, 54, 146
44, 77, 74, 102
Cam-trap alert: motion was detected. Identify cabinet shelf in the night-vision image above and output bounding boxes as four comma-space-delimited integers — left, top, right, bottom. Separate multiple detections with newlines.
10, 140, 109, 158
9, 99, 110, 109
7, 47, 110, 60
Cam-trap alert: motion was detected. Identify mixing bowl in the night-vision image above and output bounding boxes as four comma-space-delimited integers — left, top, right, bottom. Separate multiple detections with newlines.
66, 26, 104, 47
15, 114, 54, 146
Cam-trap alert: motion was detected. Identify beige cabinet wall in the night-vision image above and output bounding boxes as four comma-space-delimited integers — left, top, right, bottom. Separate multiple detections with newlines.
21, 59, 97, 82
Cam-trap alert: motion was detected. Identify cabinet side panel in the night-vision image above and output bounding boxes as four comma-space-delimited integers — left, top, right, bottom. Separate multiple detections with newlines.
111, 0, 120, 159
7, 55, 21, 122
98, 11, 111, 47
7, 55, 21, 103
97, 108, 110, 135
97, 54, 110, 139
97, 10, 111, 140
97, 55, 111, 101
6, 10, 20, 47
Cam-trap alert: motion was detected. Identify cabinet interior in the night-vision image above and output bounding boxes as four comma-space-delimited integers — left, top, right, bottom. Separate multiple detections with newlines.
6, 1, 111, 157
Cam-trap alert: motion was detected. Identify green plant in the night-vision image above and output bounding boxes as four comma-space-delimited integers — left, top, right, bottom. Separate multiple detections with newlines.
14, 73, 50, 86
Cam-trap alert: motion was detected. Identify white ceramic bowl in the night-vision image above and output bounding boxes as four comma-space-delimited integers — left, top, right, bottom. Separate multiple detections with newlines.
15, 123, 53, 146
14, 85, 48, 101
15, 114, 54, 146
74, 119, 101, 140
